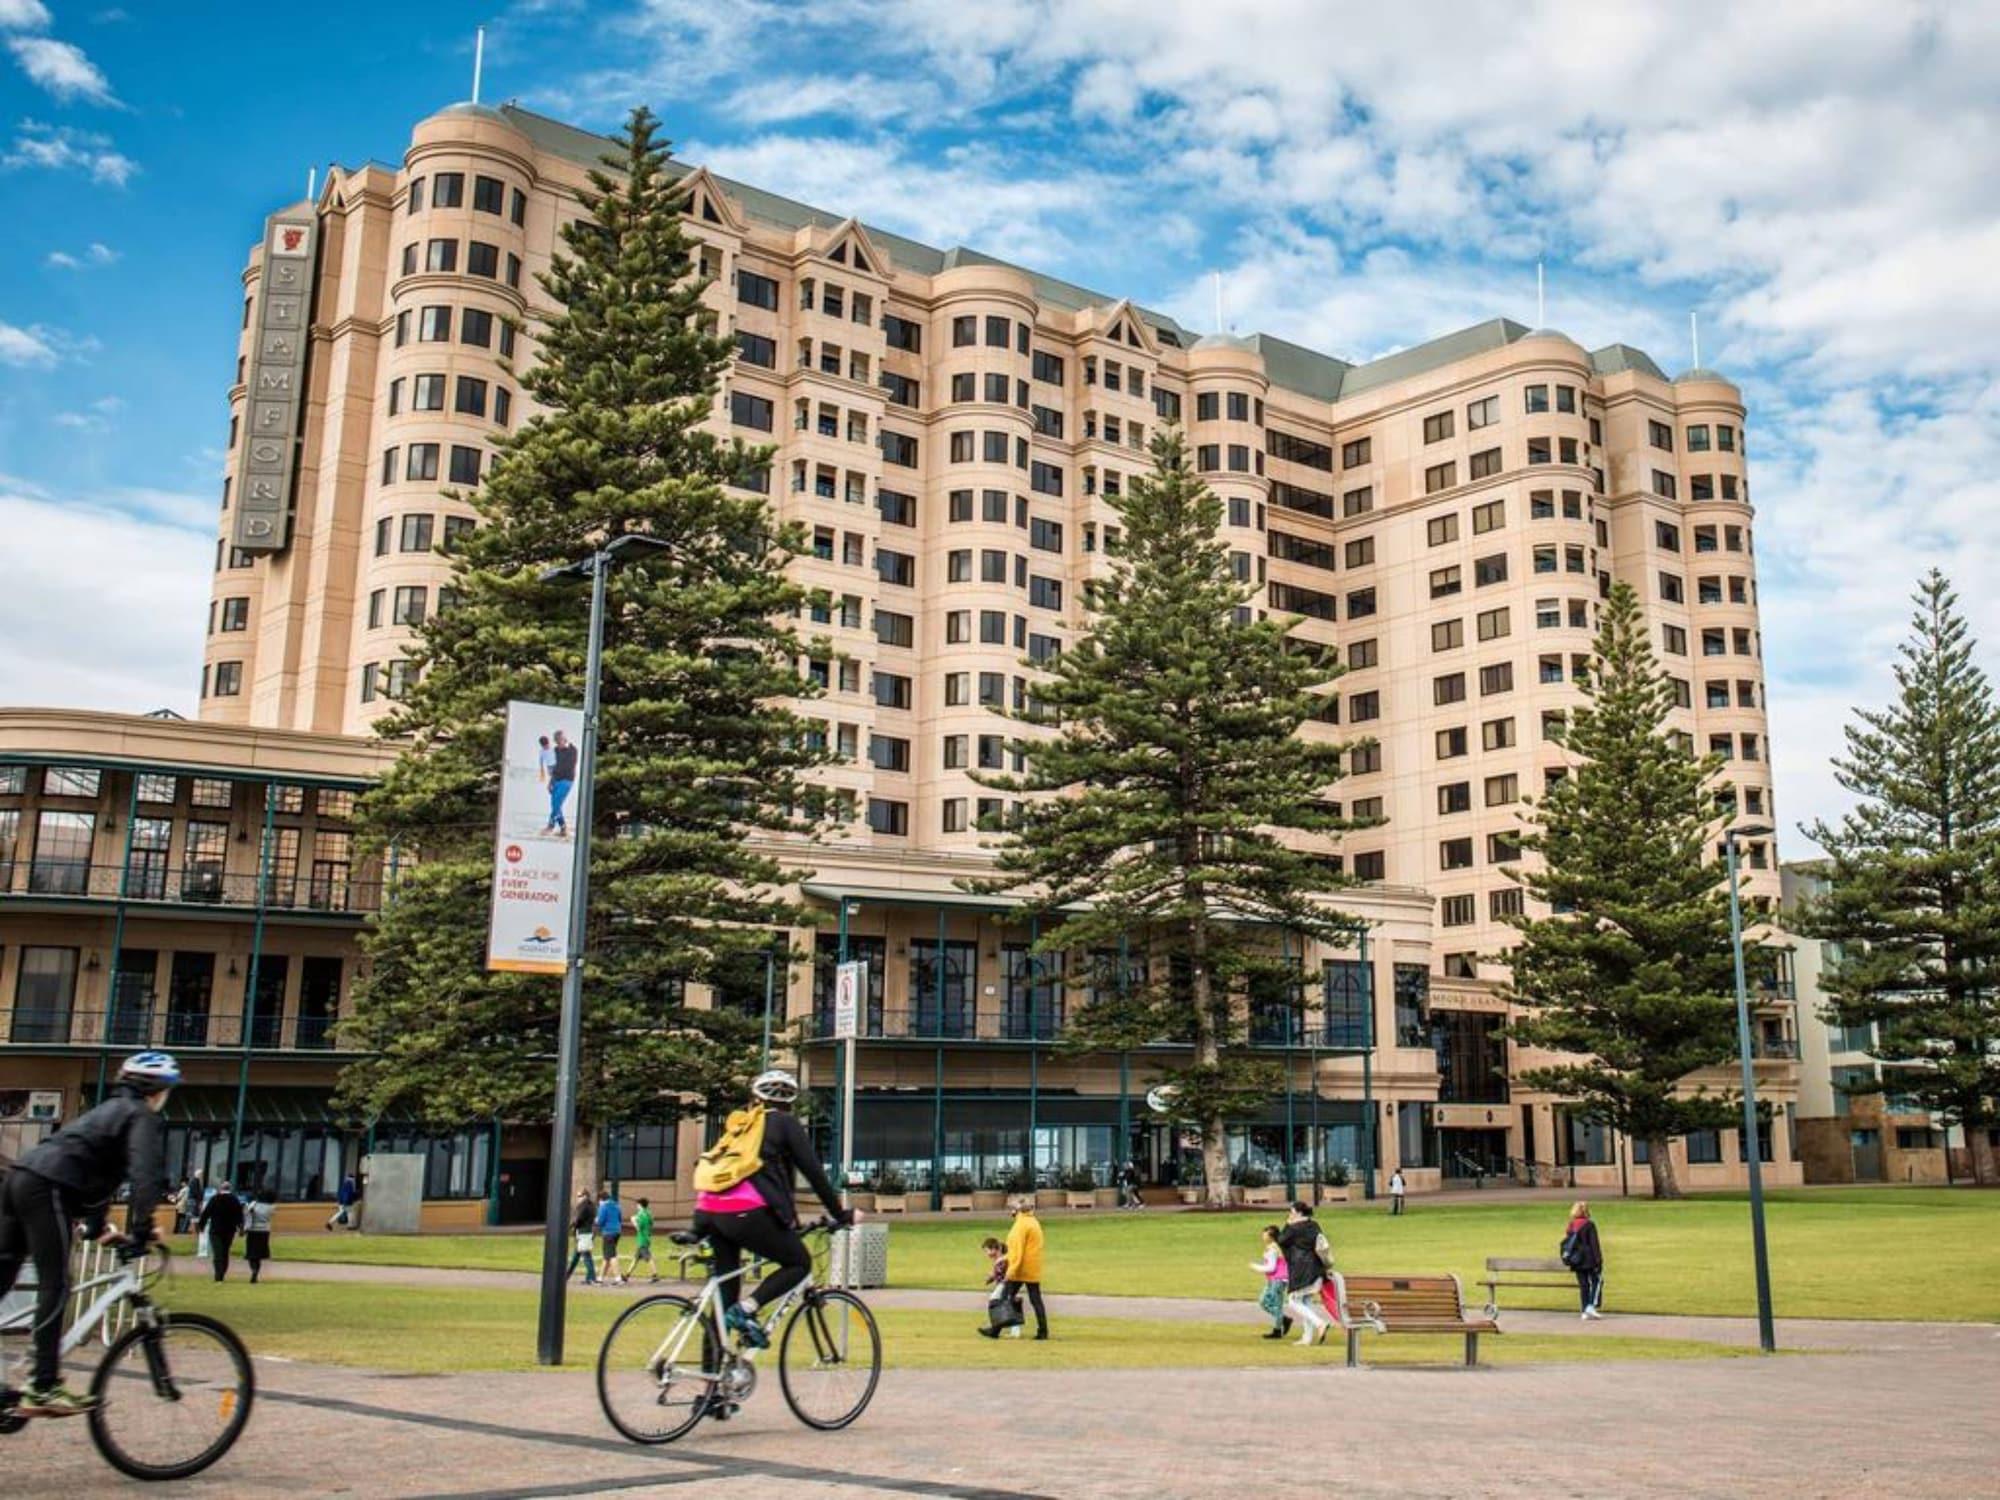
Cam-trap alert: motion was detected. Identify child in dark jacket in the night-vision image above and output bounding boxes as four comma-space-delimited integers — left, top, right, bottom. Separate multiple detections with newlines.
977, 1236, 1023, 1338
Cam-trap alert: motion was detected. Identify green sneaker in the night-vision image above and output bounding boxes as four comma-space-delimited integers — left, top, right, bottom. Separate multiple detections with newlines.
22, 1383, 100, 1418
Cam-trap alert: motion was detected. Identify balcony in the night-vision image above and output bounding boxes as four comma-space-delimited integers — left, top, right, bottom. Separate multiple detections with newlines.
4, 862, 381, 917
2, 1006, 345, 1052
802, 1001, 1379, 1051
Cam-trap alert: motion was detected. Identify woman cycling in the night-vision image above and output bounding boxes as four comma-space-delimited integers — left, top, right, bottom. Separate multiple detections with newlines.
692, 1069, 852, 1348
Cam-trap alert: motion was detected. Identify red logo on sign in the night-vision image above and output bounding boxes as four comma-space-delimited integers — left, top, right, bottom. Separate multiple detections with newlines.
282, 227, 305, 251
505, 844, 524, 863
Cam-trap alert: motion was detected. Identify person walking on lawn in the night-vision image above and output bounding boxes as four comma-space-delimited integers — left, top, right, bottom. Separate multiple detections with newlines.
243, 1190, 275, 1283
1562, 1200, 1605, 1319
627, 1197, 659, 1282
1277, 1201, 1333, 1346
566, 1190, 598, 1285
197, 1180, 245, 1282
596, 1188, 627, 1285
1252, 1223, 1290, 1339
976, 1236, 1024, 1338
998, 1198, 1048, 1340
1388, 1168, 1407, 1215
327, 1171, 358, 1231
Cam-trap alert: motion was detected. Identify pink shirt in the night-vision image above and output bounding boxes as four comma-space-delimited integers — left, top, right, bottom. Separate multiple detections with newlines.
696, 1180, 767, 1213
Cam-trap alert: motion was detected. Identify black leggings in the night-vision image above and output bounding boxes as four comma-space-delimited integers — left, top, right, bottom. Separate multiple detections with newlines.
1002, 1279, 1048, 1335
1575, 1267, 1604, 1312
694, 1207, 811, 1310
0, 1168, 72, 1388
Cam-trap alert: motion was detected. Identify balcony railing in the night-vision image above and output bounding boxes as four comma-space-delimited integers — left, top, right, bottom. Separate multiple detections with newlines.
5, 862, 380, 916
802, 1002, 1380, 1050
2, 1006, 343, 1051
1752, 1036, 1799, 1060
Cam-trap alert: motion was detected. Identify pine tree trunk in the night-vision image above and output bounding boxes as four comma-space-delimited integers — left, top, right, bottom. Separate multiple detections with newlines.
1190, 908, 1232, 1209
572, 1122, 601, 1203
1646, 1137, 1681, 1199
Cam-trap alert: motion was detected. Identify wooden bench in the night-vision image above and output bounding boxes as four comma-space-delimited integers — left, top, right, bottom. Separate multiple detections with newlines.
1479, 1257, 1573, 1313
1330, 1272, 1500, 1368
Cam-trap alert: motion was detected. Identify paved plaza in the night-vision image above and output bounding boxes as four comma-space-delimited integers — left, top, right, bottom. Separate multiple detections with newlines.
10, 1313, 1995, 1497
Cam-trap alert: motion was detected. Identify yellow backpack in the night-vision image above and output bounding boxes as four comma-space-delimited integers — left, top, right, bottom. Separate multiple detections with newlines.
693, 1103, 768, 1193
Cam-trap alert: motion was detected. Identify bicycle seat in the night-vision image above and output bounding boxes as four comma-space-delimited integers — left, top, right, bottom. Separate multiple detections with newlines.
667, 1230, 706, 1248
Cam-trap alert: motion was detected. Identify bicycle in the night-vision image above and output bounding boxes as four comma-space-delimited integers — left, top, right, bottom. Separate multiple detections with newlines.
0, 1240, 254, 1481
596, 1217, 880, 1444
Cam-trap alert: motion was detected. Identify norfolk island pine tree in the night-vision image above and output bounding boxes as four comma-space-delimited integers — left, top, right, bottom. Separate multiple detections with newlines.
1499, 581, 1743, 1200
1800, 570, 2000, 1184
967, 427, 1367, 1208
337, 109, 835, 1172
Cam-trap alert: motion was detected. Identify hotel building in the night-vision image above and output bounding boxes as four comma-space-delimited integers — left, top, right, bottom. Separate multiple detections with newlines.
1, 101, 1801, 1219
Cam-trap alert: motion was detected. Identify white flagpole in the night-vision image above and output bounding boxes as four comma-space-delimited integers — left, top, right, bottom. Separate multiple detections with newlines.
472, 26, 485, 104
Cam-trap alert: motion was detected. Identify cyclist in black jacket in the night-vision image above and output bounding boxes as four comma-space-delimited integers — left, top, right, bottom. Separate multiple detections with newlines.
692, 1069, 852, 1349
0, 1051, 178, 1416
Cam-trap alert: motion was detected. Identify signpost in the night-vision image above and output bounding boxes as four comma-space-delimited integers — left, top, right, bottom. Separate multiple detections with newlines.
834, 960, 864, 1195
486, 702, 584, 975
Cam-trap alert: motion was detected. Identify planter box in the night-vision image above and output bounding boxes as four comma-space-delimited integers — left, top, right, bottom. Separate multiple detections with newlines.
1316, 1185, 1352, 1206
1064, 1190, 1097, 1210
1178, 1187, 1203, 1205
873, 1194, 908, 1215
1239, 1186, 1281, 1207
941, 1194, 975, 1213
972, 1190, 1009, 1212
1034, 1190, 1067, 1211
847, 1193, 876, 1214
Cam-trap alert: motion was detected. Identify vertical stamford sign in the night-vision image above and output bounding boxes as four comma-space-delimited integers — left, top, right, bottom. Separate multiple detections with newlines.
234, 213, 315, 554
486, 701, 585, 975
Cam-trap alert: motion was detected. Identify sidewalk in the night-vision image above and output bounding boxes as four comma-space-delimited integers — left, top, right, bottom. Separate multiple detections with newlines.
251, 1256, 1996, 1352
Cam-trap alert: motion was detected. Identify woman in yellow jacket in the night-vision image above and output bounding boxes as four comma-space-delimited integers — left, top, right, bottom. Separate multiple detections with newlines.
997, 1198, 1048, 1340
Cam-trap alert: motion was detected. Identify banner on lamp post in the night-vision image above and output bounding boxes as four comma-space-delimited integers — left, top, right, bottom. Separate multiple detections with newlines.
833, 961, 865, 1041
485, 700, 585, 974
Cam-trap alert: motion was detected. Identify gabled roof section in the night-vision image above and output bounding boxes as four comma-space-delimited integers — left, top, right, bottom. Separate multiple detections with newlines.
819, 217, 889, 279
1338, 318, 1532, 398
674, 165, 746, 234
1088, 298, 1162, 354
1591, 343, 1669, 379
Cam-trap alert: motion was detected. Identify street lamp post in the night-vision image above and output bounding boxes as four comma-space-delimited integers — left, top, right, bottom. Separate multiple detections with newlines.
1726, 821, 1778, 1355
534, 533, 671, 1367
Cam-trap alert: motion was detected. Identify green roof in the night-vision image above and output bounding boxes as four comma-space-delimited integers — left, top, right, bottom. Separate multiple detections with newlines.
488, 105, 1680, 405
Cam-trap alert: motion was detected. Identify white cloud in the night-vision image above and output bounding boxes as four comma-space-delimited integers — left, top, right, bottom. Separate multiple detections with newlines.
44, 240, 117, 270
0, 1, 51, 30
0, 478, 209, 715
4, 119, 136, 185
7, 34, 116, 105
51, 394, 124, 431
0, 319, 58, 365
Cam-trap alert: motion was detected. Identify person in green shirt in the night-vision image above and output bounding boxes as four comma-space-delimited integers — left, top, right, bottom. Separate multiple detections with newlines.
628, 1197, 659, 1283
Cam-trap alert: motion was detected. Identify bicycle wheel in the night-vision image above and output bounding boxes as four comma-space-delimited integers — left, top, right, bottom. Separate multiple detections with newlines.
88, 1312, 254, 1482
596, 1293, 718, 1445
778, 1289, 880, 1431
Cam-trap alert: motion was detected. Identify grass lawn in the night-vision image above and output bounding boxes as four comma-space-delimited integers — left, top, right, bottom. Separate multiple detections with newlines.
210, 1188, 2000, 1323
153, 1279, 1755, 1374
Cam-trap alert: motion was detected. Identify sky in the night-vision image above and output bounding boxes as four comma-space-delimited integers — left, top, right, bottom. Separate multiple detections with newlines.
2, 0, 1997, 856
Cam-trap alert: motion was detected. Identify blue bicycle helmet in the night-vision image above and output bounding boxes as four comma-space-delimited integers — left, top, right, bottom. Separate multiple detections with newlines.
118, 1051, 182, 1091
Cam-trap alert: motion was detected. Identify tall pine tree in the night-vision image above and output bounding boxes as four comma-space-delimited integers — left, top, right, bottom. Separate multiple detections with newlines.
1802, 570, 2000, 1183
338, 110, 827, 1165
972, 429, 1362, 1207
1502, 580, 1740, 1199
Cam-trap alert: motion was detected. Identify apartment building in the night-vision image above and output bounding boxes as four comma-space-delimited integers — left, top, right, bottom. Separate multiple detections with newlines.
10, 99, 1807, 1211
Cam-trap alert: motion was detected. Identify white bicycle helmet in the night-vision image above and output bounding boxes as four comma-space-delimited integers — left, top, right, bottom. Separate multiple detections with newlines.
119, 1051, 182, 1091
750, 1069, 799, 1104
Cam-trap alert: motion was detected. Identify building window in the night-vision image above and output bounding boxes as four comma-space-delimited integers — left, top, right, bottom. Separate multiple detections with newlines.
1441, 894, 1475, 926
219, 597, 250, 632
738, 270, 780, 310
866, 798, 908, 836
1422, 410, 1454, 443
1440, 838, 1474, 870
1344, 536, 1375, 568
418, 305, 451, 341
1473, 554, 1508, 586
1425, 461, 1457, 494
1468, 448, 1501, 480
392, 585, 427, 627
1428, 514, 1459, 546
1479, 662, 1513, 696
1438, 780, 1471, 814
1476, 607, 1509, 642
212, 662, 243, 697
1472, 499, 1505, 534
425, 238, 457, 273
1481, 717, 1516, 751
401, 514, 435, 552
1524, 384, 1549, 414
430, 171, 464, 208
1434, 672, 1466, 706
1467, 395, 1498, 430
1432, 618, 1464, 652
1342, 438, 1371, 469
406, 443, 440, 481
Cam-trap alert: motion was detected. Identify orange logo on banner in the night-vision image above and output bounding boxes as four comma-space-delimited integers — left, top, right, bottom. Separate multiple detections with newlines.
505, 844, 523, 863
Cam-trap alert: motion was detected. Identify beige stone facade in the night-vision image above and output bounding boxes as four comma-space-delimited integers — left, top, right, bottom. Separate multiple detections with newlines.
23, 100, 1803, 1205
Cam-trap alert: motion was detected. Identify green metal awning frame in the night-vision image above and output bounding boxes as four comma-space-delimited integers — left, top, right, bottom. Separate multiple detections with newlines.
162, 1085, 421, 1128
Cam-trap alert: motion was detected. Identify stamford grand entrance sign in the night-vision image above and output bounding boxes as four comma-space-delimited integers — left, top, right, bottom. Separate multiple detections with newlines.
234, 212, 315, 554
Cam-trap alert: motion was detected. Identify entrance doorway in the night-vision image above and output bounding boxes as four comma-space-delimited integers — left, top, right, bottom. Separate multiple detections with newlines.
496, 1157, 547, 1223
1440, 1128, 1510, 1180
1849, 1128, 1883, 1183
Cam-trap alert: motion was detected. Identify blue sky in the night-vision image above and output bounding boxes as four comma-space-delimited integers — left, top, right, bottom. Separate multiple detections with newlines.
3, 0, 1997, 854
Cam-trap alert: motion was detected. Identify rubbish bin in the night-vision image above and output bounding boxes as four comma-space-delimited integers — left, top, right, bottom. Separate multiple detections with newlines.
828, 1221, 888, 1289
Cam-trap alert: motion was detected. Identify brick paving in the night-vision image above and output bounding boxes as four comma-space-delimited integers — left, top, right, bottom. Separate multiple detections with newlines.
8, 1315, 1996, 1497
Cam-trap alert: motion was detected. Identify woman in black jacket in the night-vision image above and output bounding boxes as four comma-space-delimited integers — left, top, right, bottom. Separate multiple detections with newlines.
1563, 1200, 1604, 1319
